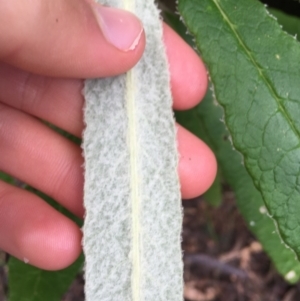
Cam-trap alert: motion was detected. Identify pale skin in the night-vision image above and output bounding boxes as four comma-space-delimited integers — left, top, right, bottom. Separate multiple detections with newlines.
0, 0, 217, 270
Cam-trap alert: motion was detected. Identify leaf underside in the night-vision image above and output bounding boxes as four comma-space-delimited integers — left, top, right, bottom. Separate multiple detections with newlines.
179, 0, 300, 262
83, 1, 182, 300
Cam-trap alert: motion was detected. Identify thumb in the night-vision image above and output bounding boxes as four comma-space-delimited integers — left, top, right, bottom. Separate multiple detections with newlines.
0, 0, 145, 78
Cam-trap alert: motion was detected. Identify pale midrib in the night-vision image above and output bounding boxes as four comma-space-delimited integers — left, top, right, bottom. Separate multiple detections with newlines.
211, 0, 300, 144
124, 1, 141, 301
126, 68, 141, 301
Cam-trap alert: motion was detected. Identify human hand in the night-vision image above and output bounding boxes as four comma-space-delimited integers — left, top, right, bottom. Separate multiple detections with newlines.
0, 0, 217, 270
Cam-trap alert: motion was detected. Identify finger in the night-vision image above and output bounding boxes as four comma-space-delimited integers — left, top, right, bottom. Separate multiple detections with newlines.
0, 180, 82, 270
0, 63, 85, 137
177, 125, 217, 199
0, 0, 145, 77
0, 124, 215, 272
0, 126, 215, 272
163, 23, 208, 110
0, 24, 207, 136
0, 102, 216, 212
0, 103, 84, 217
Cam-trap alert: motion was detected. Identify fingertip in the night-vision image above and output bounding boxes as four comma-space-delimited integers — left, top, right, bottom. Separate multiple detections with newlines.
177, 125, 217, 199
78, 3, 146, 78
90, 4, 144, 53
163, 23, 208, 110
0, 181, 82, 271
18, 213, 82, 270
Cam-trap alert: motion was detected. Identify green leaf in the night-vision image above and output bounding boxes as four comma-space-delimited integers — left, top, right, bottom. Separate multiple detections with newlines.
0, 171, 14, 184
8, 254, 84, 301
177, 88, 300, 283
178, 0, 300, 262
170, 6, 300, 281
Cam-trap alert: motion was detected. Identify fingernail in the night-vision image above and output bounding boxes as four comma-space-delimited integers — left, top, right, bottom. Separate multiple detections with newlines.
91, 5, 143, 51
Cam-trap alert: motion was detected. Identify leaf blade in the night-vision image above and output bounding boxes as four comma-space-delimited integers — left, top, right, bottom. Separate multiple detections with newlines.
83, 1, 182, 300
8, 254, 84, 301
177, 87, 300, 283
178, 0, 300, 259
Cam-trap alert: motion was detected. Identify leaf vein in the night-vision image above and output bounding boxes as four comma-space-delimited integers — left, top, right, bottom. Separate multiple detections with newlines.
211, 0, 300, 143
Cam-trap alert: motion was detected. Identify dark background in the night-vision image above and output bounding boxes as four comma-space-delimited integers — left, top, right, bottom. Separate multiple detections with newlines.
262, 0, 300, 16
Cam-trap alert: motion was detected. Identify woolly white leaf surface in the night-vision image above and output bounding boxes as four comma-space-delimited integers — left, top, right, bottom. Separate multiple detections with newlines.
82, 1, 183, 301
